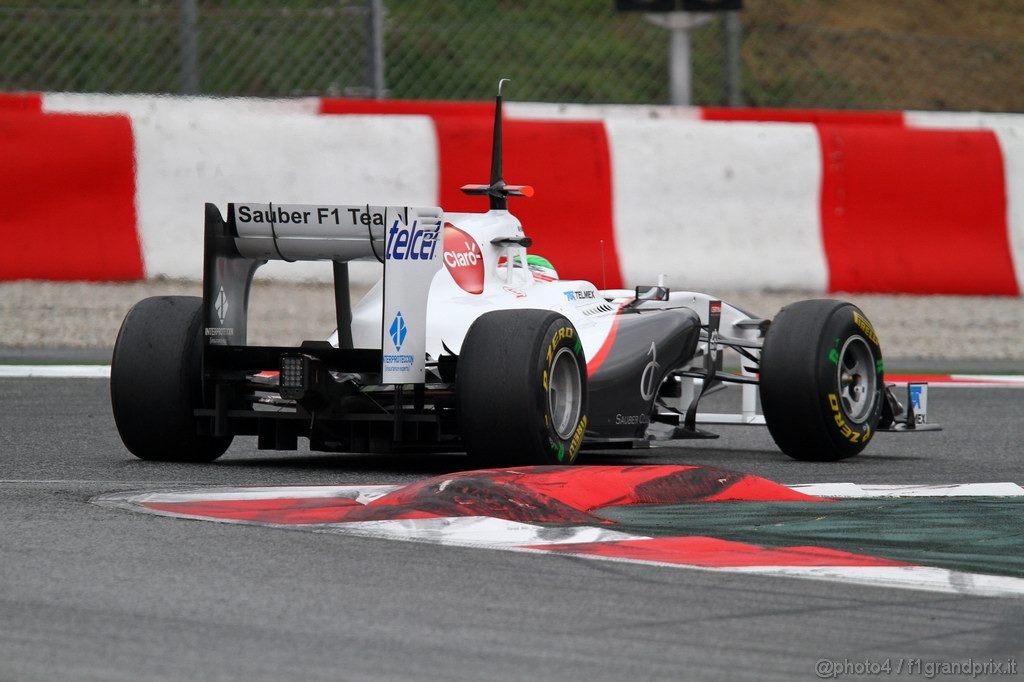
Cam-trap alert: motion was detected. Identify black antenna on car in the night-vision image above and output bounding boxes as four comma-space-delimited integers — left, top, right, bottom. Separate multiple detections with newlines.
461, 78, 534, 210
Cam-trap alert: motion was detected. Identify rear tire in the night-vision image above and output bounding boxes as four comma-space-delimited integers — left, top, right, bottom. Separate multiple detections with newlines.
456, 310, 588, 467
759, 299, 884, 461
110, 296, 232, 462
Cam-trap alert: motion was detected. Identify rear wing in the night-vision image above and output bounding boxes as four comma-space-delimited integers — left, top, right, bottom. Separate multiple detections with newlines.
201, 202, 443, 383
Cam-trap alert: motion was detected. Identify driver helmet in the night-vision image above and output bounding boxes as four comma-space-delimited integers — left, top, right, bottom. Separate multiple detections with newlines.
525, 254, 558, 282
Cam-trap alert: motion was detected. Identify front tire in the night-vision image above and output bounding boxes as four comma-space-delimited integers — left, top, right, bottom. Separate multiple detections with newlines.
759, 299, 884, 461
110, 296, 232, 462
456, 310, 588, 467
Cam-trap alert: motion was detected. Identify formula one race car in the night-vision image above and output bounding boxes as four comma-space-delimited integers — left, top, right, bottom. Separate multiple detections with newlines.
110, 82, 936, 466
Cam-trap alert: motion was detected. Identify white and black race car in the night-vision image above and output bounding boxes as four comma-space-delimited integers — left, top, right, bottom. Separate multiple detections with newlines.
110, 82, 936, 466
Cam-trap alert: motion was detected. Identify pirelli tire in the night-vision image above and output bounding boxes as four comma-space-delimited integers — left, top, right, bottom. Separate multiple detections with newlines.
457, 309, 588, 467
759, 299, 884, 462
110, 296, 233, 462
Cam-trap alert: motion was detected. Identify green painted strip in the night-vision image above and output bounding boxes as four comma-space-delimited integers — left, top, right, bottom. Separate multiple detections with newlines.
599, 498, 1024, 578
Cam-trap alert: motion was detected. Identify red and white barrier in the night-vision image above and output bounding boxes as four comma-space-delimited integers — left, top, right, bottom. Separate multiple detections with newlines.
0, 95, 140, 280
606, 118, 827, 291
2, 92, 1022, 295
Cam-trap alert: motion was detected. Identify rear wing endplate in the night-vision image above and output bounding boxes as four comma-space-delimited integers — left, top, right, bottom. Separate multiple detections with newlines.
201, 202, 443, 384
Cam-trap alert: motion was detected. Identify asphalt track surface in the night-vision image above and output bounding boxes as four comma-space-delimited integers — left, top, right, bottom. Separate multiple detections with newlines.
2, 377, 1023, 681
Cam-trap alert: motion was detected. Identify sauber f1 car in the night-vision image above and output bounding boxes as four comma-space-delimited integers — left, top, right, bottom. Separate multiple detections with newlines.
110, 82, 938, 466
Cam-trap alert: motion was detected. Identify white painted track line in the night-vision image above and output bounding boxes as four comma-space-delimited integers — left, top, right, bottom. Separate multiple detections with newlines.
0, 365, 111, 378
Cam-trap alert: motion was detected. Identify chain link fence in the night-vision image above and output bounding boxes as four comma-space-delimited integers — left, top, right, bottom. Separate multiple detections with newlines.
0, 1, 376, 97
1, 0, 1021, 112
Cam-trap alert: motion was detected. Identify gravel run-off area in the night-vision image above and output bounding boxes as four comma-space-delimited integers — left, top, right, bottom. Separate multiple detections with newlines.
1, 280, 1022, 368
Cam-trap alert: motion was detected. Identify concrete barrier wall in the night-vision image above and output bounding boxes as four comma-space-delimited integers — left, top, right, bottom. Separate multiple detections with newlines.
906, 111, 1024, 296
2, 93, 1021, 294
0, 97, 140, 280
606, 118, 827, 291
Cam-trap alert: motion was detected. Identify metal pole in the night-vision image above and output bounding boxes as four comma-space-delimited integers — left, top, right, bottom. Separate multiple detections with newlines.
368, 0, 385, 99
669, 24, 691, 106
650, 13, 711, 106
724, 11, 743, 107
179, 0, 199, 95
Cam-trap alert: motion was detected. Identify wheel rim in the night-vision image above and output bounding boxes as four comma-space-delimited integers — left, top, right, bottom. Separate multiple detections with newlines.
836, 336, 877, 424
548, 347, 583, 439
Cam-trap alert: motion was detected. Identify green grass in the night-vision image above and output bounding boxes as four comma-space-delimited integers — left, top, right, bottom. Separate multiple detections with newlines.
0, 0, 1020, 111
